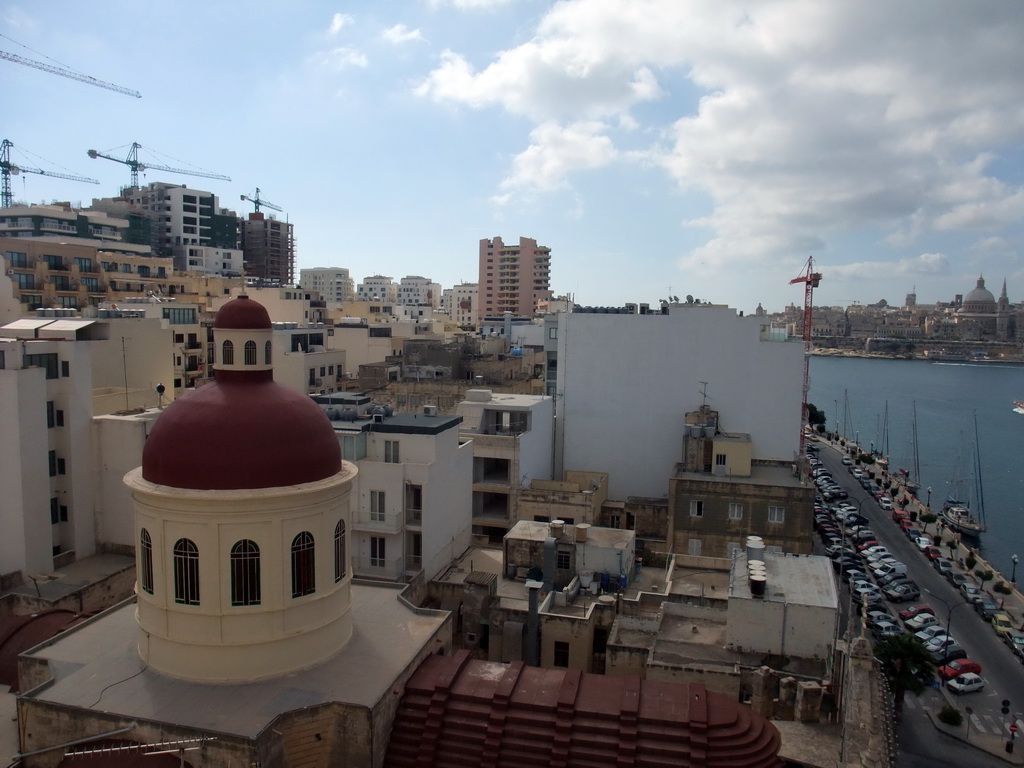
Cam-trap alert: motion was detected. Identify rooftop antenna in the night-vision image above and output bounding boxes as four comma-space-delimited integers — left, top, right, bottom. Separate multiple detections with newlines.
699, 381, 709, 408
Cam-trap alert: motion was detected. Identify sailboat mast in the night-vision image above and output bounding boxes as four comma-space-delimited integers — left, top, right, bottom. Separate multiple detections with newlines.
973, 411, 986, 526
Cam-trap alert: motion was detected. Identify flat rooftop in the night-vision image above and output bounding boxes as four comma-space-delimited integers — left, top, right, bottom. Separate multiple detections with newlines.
732, 552, 838, 609
20, 583, 449, 739
673, 462, 809, 489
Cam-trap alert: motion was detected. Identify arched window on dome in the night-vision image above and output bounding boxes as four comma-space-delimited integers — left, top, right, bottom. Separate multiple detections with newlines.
334, 520, 346, 582
231, 539, 261, 606
291, 532, 315, 598
222, 340, 234, 365
173, 538, 200, 605
264, 340, 272, 365
140, 528, 154, 595
244, 340, 257, 366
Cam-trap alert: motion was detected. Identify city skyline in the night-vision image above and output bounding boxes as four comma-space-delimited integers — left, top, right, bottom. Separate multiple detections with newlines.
4, 0, 1023, 314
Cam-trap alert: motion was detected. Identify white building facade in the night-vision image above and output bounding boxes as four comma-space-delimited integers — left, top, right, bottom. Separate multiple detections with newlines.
553, 306, 804, 500
397, 276, 441, 308
357, 275, 397, 303
300, 267, 355, 303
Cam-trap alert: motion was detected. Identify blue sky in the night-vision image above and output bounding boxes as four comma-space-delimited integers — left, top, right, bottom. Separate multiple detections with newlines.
4, 0, 1023, 313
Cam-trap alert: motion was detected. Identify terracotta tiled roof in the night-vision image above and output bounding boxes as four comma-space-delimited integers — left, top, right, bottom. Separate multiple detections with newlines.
387, 650, 782, 768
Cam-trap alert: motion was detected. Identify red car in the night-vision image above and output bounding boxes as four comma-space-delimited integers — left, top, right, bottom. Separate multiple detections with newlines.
892, 510, 910, 522
899, 604, 935, 622
938, 658, 982, 681
923, 545, 942, 561
856, 540, 879, 553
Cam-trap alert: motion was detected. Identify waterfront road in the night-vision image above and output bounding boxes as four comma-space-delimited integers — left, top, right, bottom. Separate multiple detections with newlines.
814, 441, 1024, 764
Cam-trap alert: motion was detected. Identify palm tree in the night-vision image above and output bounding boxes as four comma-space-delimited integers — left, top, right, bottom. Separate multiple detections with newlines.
875, 634, 934, 721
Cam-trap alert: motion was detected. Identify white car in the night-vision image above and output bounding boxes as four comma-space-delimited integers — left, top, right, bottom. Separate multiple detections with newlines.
915, 626, 949, 643
906, 613, 941, 631
924, 635, 958, 654
914, 536, 932, 551
947, 672, 986, 695
879, 497, 894, 510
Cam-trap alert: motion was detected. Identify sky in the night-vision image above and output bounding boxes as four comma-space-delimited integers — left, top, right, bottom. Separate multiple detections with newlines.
3, 0, 1023, 314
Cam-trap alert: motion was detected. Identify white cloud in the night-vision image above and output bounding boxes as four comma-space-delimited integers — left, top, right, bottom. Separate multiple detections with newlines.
828, 253, 951, 280
493, 121, 617, 203
328, 13, 354, 36
425, 0, 520, 8
416, 0, 1024, 272
310, 46, 368, 71
381, 24, 425, 45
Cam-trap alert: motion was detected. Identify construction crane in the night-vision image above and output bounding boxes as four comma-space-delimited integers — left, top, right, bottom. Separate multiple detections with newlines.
240, 188, 283, 214
789, 256, 823, 451
1, 49, 141, 98
87, 143, 231, 191
1, 139, 99, 208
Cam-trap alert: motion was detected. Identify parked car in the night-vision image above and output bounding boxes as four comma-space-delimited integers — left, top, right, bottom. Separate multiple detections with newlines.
991, 612, 1015, 638
914, 536, 932, 551
960, 584, 983, 603
872, 621, 905, 639
884, 582, 921, 602
924, 635, 958, 654
906, 613, 941, 631
877, 572, 912, 588
976, 597, 1001, 620
915, 626, 949, 644
866, 609, 895, 629
933, 558, 954, 576
923, 546, 942, 561
1003, 630, 1024, 660
946, 572, 968, 589
842, 457, 853, 465
899, 604, 934, 622
879, 497, 894, 511
931, 643, 967, 665
937, 658, 982, 681
947, 672, 986, 695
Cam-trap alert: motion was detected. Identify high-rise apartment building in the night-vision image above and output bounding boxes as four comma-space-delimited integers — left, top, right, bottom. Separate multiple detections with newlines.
300, 267, 354, 303
477, 236, 552, 321
357, 275, 397, 302
397, 276, 441, 307
441, 283, 478, 327
241, 212, 295, 285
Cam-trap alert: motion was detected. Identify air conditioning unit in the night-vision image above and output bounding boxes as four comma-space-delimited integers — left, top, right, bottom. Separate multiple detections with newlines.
423, 405, 438, 417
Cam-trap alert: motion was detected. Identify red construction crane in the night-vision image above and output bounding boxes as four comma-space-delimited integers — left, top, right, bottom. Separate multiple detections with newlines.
789, 256, 822, 450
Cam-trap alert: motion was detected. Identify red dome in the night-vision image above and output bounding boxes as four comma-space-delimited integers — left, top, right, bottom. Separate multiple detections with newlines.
215, 295, 272, 330
142, 371, 341, 490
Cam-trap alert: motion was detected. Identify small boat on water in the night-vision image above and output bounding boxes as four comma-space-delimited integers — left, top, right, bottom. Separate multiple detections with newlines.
940, 500, 984, 541
1014, 400, 1024, 414
940, 412, 987, 541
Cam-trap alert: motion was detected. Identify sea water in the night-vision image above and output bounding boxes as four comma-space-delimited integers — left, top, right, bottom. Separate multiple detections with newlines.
808, 356, 1024, 579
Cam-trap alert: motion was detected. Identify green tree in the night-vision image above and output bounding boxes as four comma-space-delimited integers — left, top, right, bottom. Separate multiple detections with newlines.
806, 402, 827, 428
875, 634, 934, 722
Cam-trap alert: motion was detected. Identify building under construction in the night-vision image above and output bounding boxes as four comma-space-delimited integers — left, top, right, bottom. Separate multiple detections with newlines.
241, 212, 294, 285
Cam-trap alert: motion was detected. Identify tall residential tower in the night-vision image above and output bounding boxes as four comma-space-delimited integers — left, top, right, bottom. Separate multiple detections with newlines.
477, 236, 552, 321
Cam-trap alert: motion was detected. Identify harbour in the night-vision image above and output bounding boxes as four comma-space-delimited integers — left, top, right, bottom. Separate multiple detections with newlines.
808, 355, 1024, 587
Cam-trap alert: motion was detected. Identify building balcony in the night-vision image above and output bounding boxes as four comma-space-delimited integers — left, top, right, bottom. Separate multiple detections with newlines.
405, 507, 422, 527
352, 509, 403, 534
353, 554, 405, 581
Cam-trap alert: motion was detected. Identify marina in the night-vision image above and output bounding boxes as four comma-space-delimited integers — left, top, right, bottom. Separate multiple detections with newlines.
809, 355, 1024, 587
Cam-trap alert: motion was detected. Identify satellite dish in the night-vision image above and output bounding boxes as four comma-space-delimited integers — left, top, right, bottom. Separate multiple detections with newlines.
686, 294, 694, 304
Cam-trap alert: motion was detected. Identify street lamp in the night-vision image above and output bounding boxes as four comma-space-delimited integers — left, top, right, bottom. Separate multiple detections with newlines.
926, 487, 932, 509
1012, 555, 1019, 585
924, 588, 971, 672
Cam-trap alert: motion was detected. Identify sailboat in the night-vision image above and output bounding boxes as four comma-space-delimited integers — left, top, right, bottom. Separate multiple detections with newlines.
940, 413, 986, 541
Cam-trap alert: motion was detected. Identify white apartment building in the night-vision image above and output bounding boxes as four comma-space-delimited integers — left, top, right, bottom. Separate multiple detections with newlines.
300, 267, 355, 303
553, 305, 804, 500
442, 283, 478, 327
317, 396, 473, 582
456, 389, 555, 542
0, 336, 95, 576
182, 244, 243, 276
272, 322, 347, 395
214, 285, 327, 325
357, 275, 397, 303
397, 276, 441, 308
0, 312, 180, 578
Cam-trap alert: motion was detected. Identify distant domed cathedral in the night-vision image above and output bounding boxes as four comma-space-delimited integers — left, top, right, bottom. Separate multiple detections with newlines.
956, 276, 1016, 341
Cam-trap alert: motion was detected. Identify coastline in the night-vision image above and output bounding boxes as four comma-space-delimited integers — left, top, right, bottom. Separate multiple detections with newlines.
811, 349, 1024, 365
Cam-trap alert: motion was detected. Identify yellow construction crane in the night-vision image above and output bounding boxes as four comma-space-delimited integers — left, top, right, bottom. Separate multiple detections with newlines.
1, 139, 99, 208
240, 188, 283, 214
88, 143, 230, 191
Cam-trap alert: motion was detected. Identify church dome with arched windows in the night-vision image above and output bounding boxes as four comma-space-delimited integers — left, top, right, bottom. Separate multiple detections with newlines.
141, 295, 341, 490
125, 294, 356, 683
